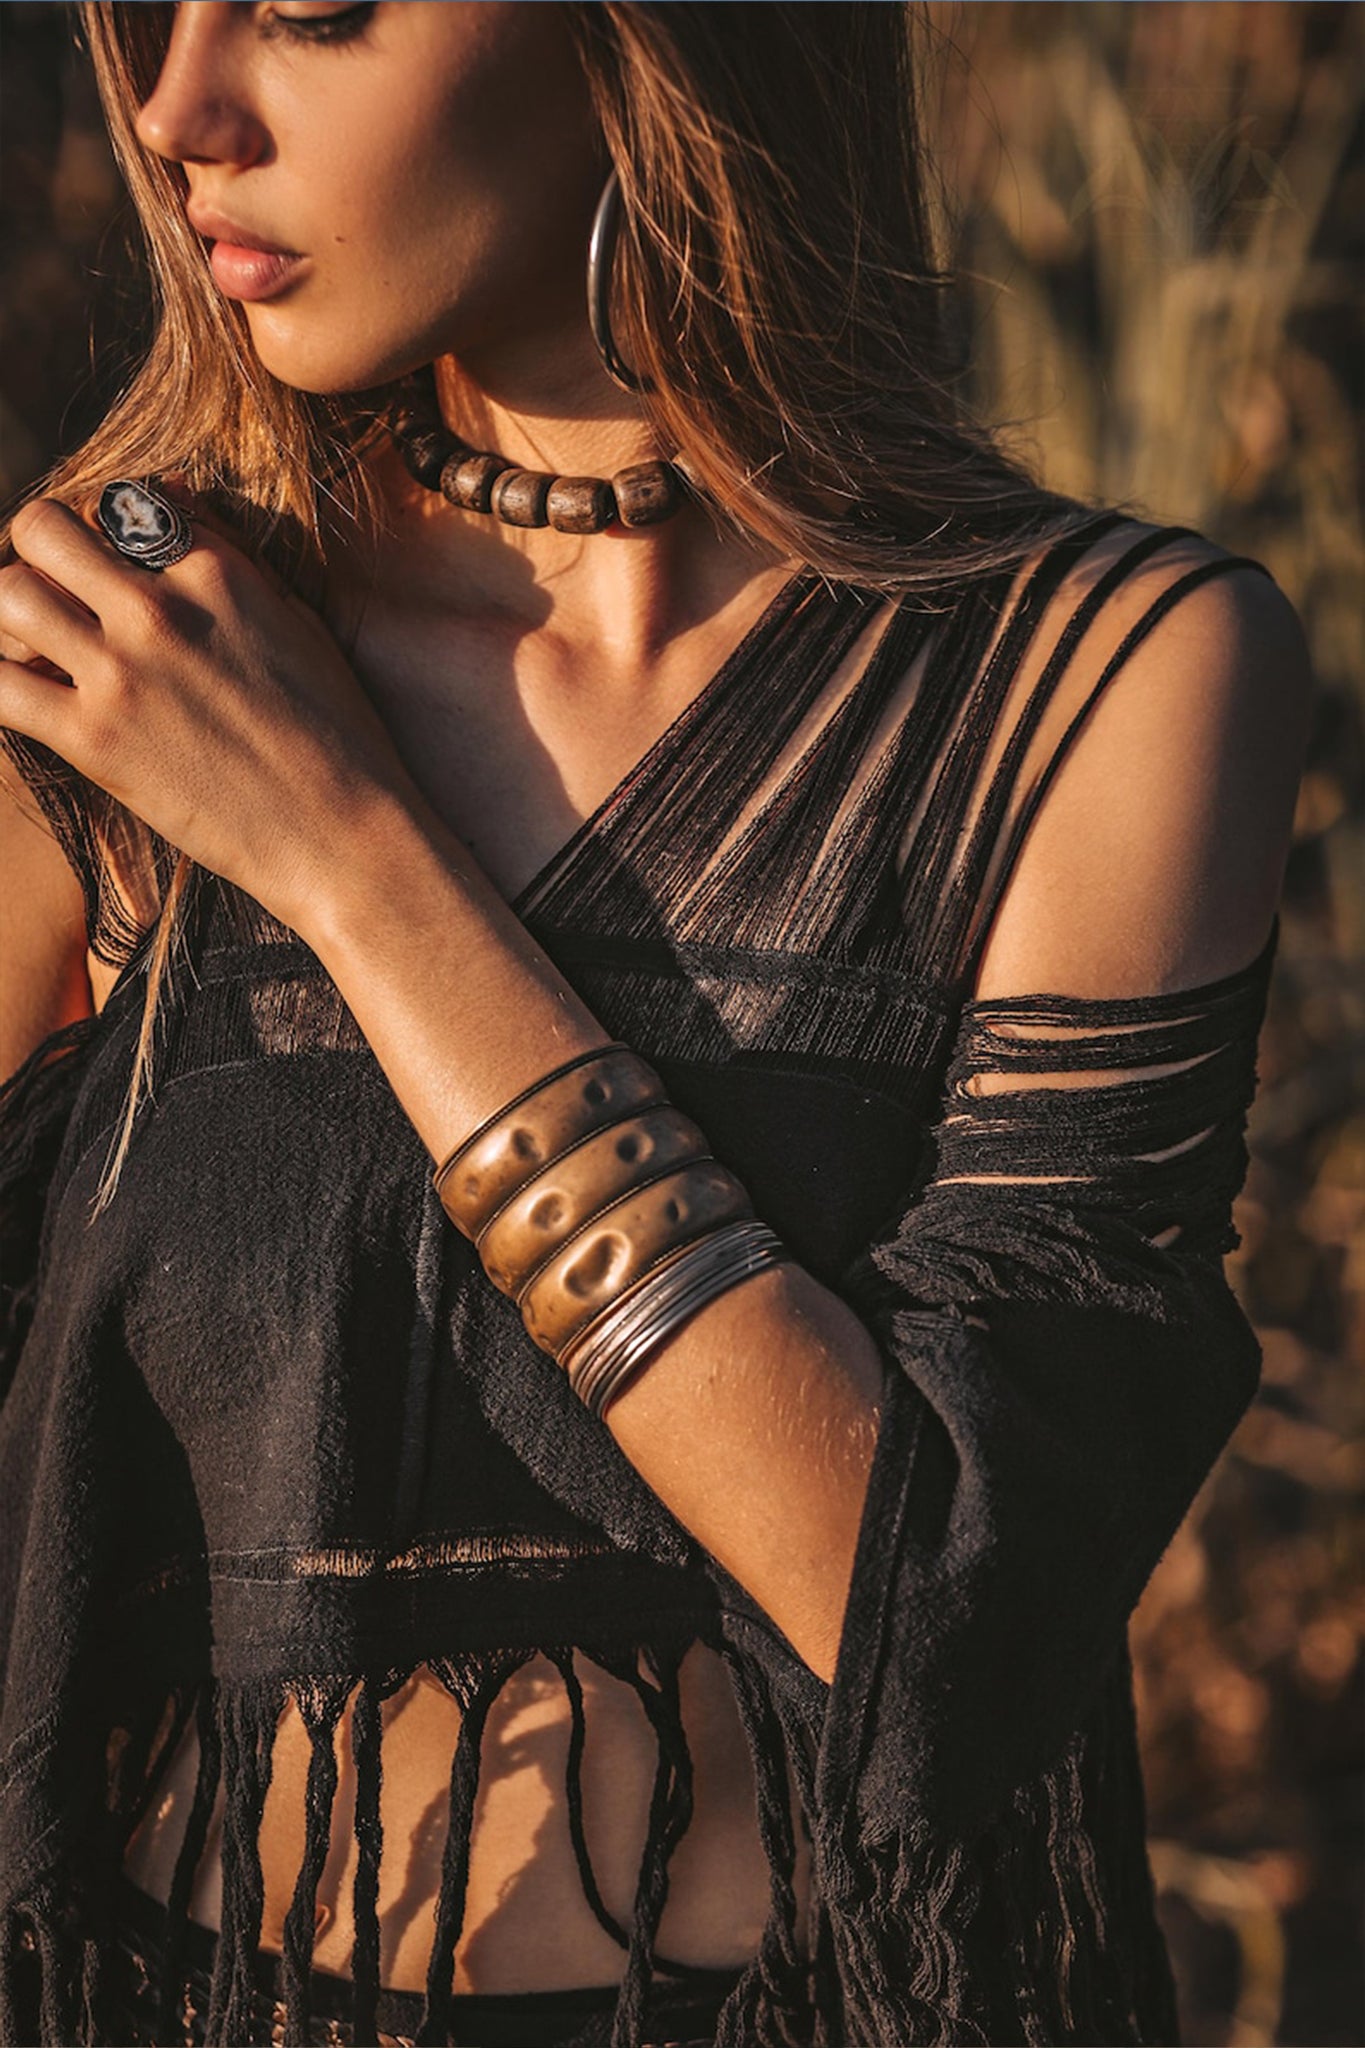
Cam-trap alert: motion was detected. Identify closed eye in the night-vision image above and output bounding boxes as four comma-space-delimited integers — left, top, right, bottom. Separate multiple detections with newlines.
260, 3, 377, 48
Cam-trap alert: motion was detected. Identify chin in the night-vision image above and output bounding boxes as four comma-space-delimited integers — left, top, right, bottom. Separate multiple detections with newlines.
243, 311, 422, 400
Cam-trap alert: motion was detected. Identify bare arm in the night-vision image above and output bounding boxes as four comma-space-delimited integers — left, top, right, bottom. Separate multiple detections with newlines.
298, 561, 1312, 1681
0, 507, 1312, 1682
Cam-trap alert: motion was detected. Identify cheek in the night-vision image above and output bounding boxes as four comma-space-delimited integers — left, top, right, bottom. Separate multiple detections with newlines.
244, 30, 598, 389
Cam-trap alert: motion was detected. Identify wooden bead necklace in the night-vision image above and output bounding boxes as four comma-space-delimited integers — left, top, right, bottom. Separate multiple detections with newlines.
387, 388, 689, 536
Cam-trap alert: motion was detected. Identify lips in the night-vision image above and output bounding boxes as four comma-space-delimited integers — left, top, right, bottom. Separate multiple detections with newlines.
208, 243, 305, 301
187, 204, 297, 255
188, 205, 306, 302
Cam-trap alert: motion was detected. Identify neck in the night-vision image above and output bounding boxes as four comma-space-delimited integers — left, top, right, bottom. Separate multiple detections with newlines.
345, 329, 787, 670
430, 348, 659, 483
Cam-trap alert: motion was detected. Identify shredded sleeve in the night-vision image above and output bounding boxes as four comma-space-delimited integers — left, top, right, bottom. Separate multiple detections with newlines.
813, 931, 1273, 1836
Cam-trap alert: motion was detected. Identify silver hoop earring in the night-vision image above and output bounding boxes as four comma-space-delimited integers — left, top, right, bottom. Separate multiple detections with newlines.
587, 169, 649, 394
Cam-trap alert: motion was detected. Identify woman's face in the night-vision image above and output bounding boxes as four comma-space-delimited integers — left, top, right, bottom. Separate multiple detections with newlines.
134, 2, 605, 397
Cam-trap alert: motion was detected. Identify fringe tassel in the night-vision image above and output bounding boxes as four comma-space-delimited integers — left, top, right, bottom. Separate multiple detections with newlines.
204, 1682, 279, 2047
712, 1650, 810, 2048
0, 1913, 20, 2048
549, 1646, 757, 1997
349, 1679, 385, 2048
817, 1821, 989, 2048
279, 1678, 351, 2044
550, 1648, 633, 1961
0, 1888, 88, 2048
590, 1645, 694, 2048
0, 1649, 1168, 2048
418, 1653, 528, 2047
816, 1687, 1162, 2048
0, 1915, 15, 2048
78, 1933, 102, 2048
988, 1664, 1170, 2047
155, 1682, 223, 2045
34, 1904, 77, 2048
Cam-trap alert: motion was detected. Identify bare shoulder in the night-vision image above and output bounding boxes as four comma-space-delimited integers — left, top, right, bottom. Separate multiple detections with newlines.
973, 521, 1314, 1002
0, 770, 94, 1082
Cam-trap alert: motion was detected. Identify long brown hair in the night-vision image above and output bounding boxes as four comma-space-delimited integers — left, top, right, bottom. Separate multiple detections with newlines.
3, 0, 1093, 1206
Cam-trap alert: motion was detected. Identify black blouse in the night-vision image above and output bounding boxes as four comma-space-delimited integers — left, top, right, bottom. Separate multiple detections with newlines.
0, 511, 1278, 2046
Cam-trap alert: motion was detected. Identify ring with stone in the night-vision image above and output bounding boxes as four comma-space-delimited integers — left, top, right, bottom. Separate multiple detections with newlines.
95, 478, 196, 572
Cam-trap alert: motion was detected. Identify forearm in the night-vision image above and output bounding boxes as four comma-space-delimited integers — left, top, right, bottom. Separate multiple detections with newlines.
301, 790, 883, 1681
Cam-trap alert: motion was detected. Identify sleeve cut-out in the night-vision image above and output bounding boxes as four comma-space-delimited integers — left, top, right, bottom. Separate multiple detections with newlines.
818, 928, 1275, 1850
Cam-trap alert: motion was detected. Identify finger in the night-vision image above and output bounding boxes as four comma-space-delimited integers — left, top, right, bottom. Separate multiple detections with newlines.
0, 622, 39, 665
11, 491, 260, 639
8, 496, 146, 622
0, 560, 101, 676
0, 654, 76, 750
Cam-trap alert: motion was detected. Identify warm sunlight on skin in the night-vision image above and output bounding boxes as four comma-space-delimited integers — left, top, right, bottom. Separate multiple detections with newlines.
64, 0, 867, 1988
137, 3, 607, 406
0, 6, 1314, 2035
135, 3, 787, 730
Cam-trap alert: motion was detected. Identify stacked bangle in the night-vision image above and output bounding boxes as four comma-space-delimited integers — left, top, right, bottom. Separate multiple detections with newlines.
562, 1220, 789, 1418
432, 1045, 791, 1414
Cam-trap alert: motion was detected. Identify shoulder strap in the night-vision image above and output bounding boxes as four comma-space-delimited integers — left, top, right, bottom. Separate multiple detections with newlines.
891, 522, 1274, 992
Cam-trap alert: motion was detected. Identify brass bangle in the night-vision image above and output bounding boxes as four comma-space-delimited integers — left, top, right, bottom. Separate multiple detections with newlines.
518, 1159, 753, 1358
477, 1104, 711, 1296
563, 1221, 791, 1419
433, 1044, 664, 1240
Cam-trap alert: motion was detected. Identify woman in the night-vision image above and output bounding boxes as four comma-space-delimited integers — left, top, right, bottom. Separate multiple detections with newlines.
0, 4, 1311, 2045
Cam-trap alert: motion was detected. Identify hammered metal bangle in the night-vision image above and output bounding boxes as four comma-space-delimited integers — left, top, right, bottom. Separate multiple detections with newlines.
517, 1159, 753, 1358
564, 1221, 791, 1419
433, 1044, 664, 1239
476, 1103, 712, 1296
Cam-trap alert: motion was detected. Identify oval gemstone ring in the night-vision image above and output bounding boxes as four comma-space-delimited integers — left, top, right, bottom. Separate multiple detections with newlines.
95, 479, 195, 572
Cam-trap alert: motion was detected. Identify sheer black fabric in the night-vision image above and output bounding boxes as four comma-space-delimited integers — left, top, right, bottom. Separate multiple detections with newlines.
0, 516, 1277, 2045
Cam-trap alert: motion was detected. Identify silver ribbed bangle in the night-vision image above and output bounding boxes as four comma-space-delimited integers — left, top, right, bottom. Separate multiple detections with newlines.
563, 1219, 791, 1420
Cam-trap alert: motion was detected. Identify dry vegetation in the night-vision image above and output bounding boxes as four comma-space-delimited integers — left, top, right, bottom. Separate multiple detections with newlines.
1, 3, 1361, 2043
925, 6, 1364, 2041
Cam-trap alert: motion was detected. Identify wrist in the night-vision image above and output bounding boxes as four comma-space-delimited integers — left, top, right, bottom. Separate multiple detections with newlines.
281, 783, 611, 1165
283, 781, 469, 962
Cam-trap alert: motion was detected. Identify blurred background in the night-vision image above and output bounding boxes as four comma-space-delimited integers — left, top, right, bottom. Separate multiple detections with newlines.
921, 9, 1364, 2042
1, 3, 1362, 2042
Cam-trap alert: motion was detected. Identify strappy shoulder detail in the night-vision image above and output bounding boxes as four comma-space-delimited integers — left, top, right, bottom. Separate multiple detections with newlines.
0, 510, 1289, 2048
510, 516, 1275, 999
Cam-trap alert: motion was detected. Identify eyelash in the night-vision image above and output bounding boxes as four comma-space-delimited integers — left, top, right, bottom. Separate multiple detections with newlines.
263, 4, 376, 47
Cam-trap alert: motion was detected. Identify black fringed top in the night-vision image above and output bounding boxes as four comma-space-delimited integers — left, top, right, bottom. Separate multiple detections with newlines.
0, 511, 1279, 2046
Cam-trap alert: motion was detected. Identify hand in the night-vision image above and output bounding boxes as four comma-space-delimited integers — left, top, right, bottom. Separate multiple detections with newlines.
0, 494, 417, 932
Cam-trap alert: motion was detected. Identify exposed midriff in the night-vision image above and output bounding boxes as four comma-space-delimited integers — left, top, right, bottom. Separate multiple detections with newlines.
121, 1645, 806, 1994
85, 940, 805, 1997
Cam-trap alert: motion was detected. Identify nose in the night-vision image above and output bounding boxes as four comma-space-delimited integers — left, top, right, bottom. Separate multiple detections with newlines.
134, 3, 269, 169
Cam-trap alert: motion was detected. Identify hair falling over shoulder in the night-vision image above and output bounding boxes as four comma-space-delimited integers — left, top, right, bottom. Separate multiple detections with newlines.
1, 1, 1098, 1209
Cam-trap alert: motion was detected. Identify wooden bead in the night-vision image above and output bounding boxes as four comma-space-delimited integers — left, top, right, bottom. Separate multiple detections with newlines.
389, 412, 688, 533
546, 476, 617, 535
491, 469, 554, 528
398, 428, 453, 491
392, 405, 440, 443
612, 460, 683, 528
443, 452, 509, 514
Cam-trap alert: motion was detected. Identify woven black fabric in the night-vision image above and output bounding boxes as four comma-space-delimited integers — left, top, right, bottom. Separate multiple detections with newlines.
0, 519, 1277, 2045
